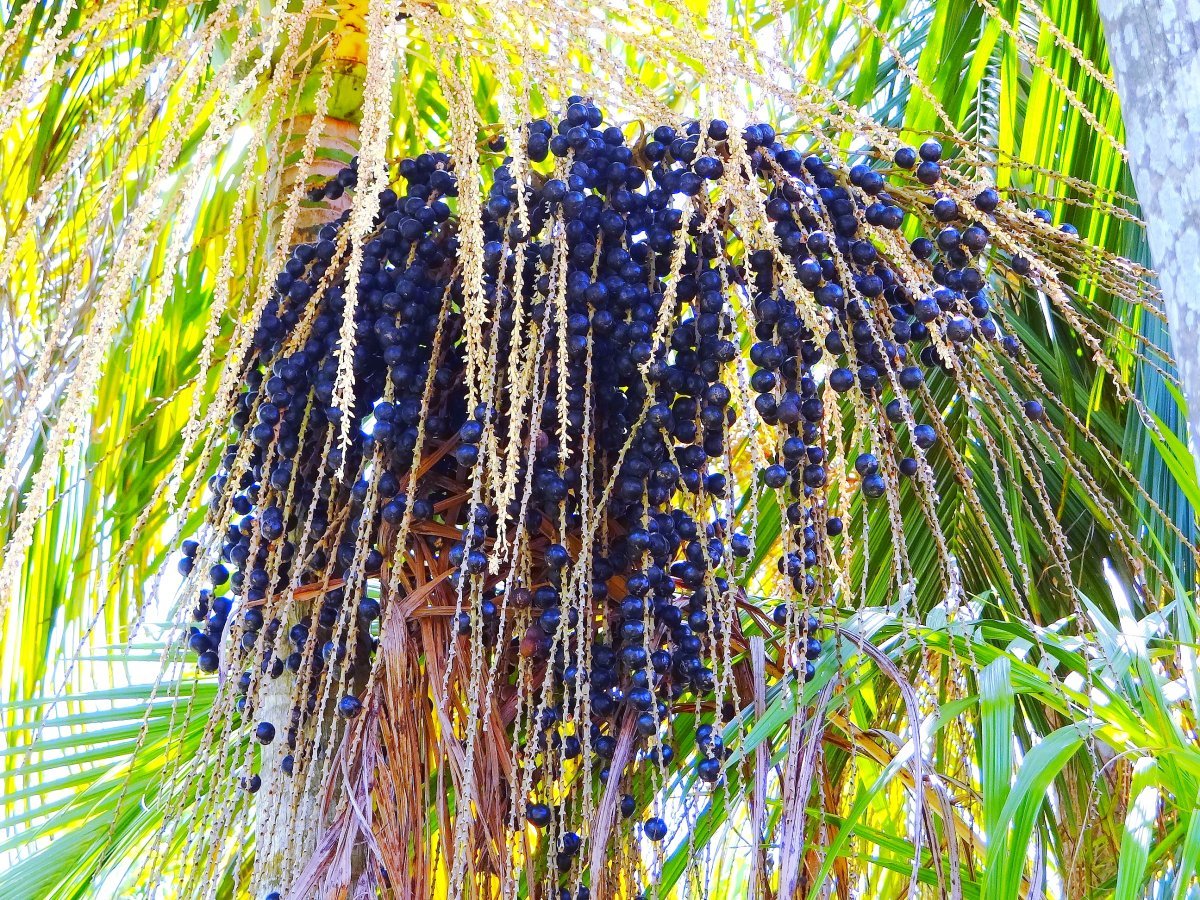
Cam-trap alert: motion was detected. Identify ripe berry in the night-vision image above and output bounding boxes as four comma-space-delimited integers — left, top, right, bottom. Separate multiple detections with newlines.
762, 465, 789, 489
916, 161, 941, 185
974, 187, 1000, 213
829, 368, 854, 392
919, 139, 942, 162
544, 543, 570, 569
526, 803, 552, 828
861, 474, 887, 499
644, 817, 667, 841
854, 453, 879, 476
945, 316, 974, 343
898, 366, 924, 390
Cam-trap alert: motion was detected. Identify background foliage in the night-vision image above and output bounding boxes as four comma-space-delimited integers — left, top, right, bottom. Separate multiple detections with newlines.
0, 0, 1196, 897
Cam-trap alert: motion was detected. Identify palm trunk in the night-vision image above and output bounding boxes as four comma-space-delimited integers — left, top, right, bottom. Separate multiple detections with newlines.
255, 9, 367, 894
1096, 2, 1200, 457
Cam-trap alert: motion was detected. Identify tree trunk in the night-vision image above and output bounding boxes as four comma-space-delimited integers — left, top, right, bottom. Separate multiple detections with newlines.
1096, 1, 1200, 454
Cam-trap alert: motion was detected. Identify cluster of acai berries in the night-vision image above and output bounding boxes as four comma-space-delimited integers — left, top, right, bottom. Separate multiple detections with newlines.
178, 97, 1046, 853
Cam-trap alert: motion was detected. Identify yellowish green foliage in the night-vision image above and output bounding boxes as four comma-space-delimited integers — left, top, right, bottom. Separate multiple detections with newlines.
0, 0, 1195, 898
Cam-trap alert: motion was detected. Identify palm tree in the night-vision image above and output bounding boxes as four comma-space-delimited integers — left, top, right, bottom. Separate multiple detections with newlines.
0, 1, 1196, 898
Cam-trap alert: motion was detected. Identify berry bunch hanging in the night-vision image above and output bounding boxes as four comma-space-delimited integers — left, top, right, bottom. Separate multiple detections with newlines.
176, 96, 1063, 897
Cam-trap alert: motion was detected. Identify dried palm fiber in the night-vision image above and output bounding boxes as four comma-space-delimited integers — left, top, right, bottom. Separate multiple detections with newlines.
0, 0, 1191, 899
